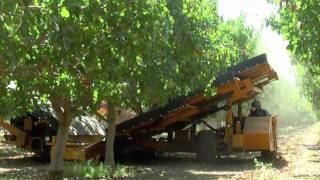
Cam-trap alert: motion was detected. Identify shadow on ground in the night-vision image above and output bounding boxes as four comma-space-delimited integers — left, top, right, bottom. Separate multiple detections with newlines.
0, 140, 289, 180
117, 152, 288, 179
0, 141, 49, 179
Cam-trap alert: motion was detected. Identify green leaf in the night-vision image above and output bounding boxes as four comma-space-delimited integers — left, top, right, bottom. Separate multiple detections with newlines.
60, 7, 70, 18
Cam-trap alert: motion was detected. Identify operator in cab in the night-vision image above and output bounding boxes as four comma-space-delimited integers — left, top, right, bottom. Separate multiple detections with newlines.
249, 100, 270, 117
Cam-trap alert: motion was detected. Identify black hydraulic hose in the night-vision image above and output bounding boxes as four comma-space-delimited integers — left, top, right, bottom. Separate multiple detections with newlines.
199, 119, 216, 131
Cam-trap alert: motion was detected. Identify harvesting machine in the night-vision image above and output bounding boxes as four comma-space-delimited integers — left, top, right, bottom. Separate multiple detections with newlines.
0, 54, 278, 161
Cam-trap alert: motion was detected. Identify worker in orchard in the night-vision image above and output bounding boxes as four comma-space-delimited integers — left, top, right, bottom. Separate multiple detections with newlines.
249, 100, 270, 117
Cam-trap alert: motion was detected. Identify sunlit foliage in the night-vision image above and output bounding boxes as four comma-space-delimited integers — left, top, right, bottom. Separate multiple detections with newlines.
0, 0, 256, 176
270, 0, 320, 117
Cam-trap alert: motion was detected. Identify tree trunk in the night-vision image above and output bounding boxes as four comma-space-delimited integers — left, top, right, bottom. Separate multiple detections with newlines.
48, 97, 72, 180
105, 106, 116, 166
48, 118, 71, 180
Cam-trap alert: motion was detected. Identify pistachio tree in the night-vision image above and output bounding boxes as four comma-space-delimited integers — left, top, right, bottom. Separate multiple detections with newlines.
0, 0, 174, 178
270, 0, 320, 116
0, 0, 256, 179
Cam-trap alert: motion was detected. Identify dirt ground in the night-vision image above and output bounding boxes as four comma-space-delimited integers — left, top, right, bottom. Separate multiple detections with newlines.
0, 124, 320, 179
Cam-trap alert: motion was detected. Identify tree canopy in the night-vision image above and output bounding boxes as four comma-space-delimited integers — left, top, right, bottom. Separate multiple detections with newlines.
270, 0, 320, 116
0, 0, 256, 116
0, 0, 256, 179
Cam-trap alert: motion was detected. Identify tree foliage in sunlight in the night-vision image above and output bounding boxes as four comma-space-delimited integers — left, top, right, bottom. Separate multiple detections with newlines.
0, 0, 256, 179
270, 0, 320, 117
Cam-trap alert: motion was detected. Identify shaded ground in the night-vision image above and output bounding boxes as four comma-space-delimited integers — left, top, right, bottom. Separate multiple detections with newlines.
0, 143, 48, 179
0, 124, 320, 179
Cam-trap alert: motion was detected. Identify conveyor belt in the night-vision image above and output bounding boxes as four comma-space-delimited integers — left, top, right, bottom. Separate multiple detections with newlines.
116, 95, 189, 133
214, 54, 267, 86
116, 92, 230, 134
116, 54, 274, 135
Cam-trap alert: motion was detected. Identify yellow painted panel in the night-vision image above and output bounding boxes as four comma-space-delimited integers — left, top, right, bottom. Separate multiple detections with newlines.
232, 134, 243, 149
244, 116, 271, 134
243, 133, 270, 150
51, 146, 86, 161
63, 147, 86, 161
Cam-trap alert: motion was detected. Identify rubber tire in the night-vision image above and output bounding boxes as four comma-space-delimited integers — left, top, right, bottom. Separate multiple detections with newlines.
197, 130, 217, 162
261, 150, 276, 161
261, 129, 277, 161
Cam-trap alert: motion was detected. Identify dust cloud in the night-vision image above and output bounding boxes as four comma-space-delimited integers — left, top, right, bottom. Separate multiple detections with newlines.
202, 27, 317, 132
202, 0, 317, 132
253, 27, 316, 132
